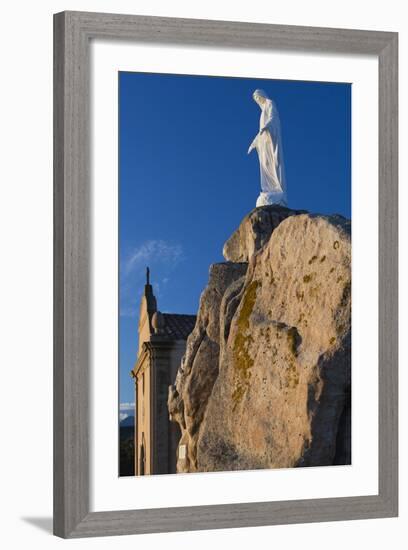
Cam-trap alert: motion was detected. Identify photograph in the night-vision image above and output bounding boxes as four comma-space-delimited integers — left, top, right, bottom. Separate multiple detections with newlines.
1, 2, 401, 545
118, 72, 351, 477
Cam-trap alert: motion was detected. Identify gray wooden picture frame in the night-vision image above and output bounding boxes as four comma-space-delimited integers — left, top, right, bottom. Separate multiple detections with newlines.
53, 10, 398, 538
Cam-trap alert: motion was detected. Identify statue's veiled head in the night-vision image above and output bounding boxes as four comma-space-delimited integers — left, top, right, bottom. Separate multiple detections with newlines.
252, 89, 269, 108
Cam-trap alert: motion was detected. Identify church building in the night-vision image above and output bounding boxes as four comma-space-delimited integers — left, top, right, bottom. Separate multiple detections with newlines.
131, 269, 196, 476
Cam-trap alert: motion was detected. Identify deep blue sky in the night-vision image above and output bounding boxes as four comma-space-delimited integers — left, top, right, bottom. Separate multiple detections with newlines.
119, 71, 351, 410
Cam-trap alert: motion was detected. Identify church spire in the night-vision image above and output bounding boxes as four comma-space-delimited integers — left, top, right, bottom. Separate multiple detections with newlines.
138, 266, 157, 354
142, 266, 156, 309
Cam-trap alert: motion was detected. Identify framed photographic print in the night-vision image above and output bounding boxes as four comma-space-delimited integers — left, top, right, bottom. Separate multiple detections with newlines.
53, 11, 398, 538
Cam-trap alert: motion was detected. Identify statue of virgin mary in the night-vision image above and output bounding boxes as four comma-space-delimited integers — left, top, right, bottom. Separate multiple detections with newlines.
248, 89, 287, 207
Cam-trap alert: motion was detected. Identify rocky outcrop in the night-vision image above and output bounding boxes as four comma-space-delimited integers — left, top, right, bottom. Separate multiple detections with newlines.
168, 262, 247, 473
168, 206, 351, 473
223, 204, 307, 262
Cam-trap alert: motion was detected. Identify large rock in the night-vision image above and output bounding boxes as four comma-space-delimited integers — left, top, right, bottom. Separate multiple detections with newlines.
169, 208, 351, 473
223, 204, 306, 262
168, 261, 247, 473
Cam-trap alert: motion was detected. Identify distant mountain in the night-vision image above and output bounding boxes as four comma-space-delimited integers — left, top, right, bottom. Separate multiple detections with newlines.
120, 415, 135, 427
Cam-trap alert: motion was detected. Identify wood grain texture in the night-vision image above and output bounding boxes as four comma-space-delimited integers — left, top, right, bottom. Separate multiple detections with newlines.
54, 11, 90, 537
378, 35, 398, 513
53, 11, 398, 538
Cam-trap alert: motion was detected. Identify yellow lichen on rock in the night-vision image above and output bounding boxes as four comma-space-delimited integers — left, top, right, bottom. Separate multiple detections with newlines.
232, 280, 260, 408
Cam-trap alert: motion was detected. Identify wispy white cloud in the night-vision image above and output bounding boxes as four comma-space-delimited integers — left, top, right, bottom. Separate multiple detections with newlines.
120, 413, 129, 422
122, 240, 183, 278
120, 402, 135, 411
120, 240, 184, 317
120, 305, 138, 318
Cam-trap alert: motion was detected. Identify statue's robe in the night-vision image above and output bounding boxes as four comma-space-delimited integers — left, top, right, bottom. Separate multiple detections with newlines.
249, 90, 287, 207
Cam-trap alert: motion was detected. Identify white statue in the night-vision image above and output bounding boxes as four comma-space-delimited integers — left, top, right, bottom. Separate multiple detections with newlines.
248, 89, 287, 207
